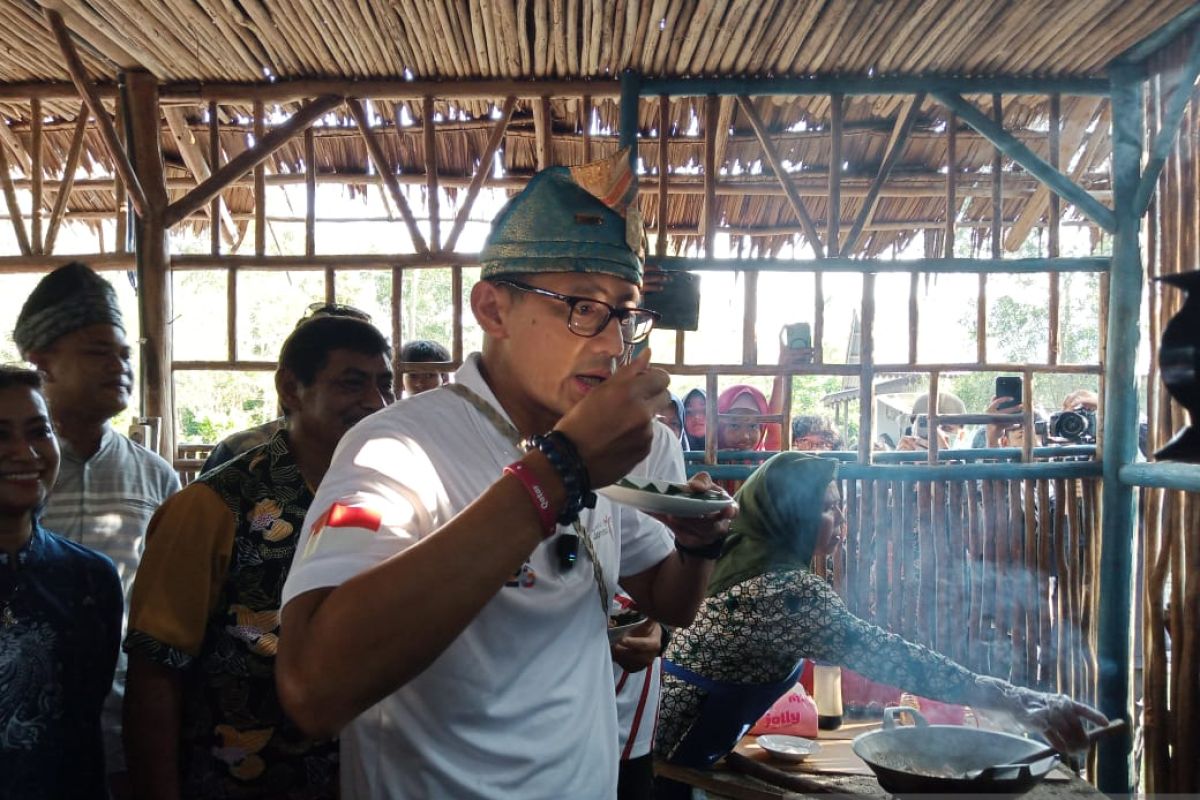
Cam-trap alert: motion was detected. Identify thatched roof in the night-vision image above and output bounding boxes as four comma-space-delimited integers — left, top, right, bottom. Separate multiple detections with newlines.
0, 1, 1193, 257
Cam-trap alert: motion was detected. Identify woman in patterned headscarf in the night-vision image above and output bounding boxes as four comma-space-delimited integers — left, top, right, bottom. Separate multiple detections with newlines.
655, 453, 1105, 773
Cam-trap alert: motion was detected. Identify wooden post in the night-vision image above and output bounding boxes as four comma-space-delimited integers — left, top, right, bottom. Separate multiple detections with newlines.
704, 94, 718, 259
254, 100, 265, 256
859, 271, 876, 463
304, 125, 315, 257
945, 112, 957, 257
0, 134, 31, 256
1094, 65, 1141, 793
444, 96, 516, 252
209, 101, 221, 256
1048, 95, 1061, 364
30, 98, 42, 255
581, 94, 593, 162
124, 70, 173, 460
423, 96, 440, 250
534, 95, 553, 170
43, 102, 89, 255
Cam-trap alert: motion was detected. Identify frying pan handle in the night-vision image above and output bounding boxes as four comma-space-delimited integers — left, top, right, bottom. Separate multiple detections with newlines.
881, 706, 930, 730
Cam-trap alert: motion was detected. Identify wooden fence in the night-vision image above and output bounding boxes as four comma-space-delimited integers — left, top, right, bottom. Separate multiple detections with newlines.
823, 474, 1100, 704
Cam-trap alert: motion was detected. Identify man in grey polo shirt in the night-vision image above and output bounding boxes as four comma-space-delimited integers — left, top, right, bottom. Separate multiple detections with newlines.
14, 262, 180, 787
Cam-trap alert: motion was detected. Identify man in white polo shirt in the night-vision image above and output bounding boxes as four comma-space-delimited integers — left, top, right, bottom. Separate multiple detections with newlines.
276, 151, 735, 799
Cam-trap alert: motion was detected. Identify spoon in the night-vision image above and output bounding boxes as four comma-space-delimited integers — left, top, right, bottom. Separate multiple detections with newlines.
966, 719, 1127, 781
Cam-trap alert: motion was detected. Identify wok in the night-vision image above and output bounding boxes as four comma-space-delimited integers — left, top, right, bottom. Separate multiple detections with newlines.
852, 707, 1058, 796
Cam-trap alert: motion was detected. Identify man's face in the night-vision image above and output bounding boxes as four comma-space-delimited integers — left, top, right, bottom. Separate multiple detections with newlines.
34, 323, 133, 423
794, 432, 835, 451
491, 271, 637, 424
287, 349, 395, 448
402, 369, 448, 396
0, 385, 60, 518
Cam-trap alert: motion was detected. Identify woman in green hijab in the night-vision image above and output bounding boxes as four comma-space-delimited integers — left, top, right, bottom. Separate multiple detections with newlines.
655, 452, 1105, 772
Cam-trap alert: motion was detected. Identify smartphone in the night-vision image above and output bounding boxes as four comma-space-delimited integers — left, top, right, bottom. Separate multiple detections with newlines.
996, 376, 1022, 410
783, 322, 812, 350
641, 270, 700, 331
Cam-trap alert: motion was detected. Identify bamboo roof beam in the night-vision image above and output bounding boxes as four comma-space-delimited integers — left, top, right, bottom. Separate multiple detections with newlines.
164, 106, 237, 247
345, 97, 429, 254
842, 92, 926, 254
737, 94, 825, 257
931, 89, 1117, 233
534, 95, 552, 169
42, 101, 88, 255
164, 94, 342, 228
0, 122, 32, 176
444, 96, 516, 252
41, 0, 162, 73
1004, 97, 1102, 251
0, 138, 31, 255
45, 8, 149, 218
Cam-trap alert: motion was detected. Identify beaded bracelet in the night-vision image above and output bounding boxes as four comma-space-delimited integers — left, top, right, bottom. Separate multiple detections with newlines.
524, 432, 595, 526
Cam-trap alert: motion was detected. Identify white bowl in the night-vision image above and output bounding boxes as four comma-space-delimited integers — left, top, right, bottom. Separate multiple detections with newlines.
757, 734, 822, 763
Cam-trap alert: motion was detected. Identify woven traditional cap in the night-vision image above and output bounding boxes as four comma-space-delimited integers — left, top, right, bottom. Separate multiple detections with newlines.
481, 148, 644, 285
13, 262, 124, 358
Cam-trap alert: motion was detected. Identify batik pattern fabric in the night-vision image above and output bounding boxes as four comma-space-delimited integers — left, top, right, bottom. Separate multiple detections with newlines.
656, 568, 977, 761
124, 431, 337, 799
0, 522, 122, 800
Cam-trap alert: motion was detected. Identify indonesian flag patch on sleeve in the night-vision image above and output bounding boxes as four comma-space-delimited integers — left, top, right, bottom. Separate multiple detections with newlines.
302, 501, 383, 560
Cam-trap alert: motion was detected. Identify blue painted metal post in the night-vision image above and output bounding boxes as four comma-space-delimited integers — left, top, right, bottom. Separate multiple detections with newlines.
1096, 63, 1143, 794
619, 70, 640, 171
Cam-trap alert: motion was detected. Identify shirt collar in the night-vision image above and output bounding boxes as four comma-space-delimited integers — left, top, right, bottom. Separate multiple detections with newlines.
453, 353, 522, 434
0, 520, 46, 567
58, 423, 115, 463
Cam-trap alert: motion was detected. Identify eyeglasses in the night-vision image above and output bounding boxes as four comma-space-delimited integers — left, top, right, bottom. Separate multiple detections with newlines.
493, 279, 659, 344
301, 302, 373, 325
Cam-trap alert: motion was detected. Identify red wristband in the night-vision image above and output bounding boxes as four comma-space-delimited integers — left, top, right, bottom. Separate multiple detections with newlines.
503, 462, 558, 539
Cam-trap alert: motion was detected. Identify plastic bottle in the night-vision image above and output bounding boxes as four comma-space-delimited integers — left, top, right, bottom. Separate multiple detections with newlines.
813, 664, 844, 730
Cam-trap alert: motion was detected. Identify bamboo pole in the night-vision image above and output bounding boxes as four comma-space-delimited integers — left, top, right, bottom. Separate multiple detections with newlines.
704, 371, 718, 466
165, 94, 343, 227
45, 9, 148, 218
30, 98, 41, 255
1048, 95, 1061, 364
165, 106, 237, 247
1022, 478, 1037, 682
845, 477, 860, 617
967, 477, 983, 670
858, 478, 875, 622
581, 93, 592, 161
888, 478, 904, 634
703, 94, 718, 259
873, 480, 889, 628
0, 132, 31, 256
209, 101, 221, 256
917, 480, 934, 647
1037, 478, 1054, 690
423, 96, 441, 250
254, 100, 265, 256
736, 94, 824, 257
304, 125, 315, 257
945, 112, 956, 258
42, 102, 88, 255
345, 98, 429, 254
842, 93, 927, 255
933, 479, 951, 653
534, 95, 552, 170
443, 96, 517, 252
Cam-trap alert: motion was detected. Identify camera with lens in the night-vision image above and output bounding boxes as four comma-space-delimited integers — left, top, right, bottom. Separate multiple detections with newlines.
1047, 407, 1097, 443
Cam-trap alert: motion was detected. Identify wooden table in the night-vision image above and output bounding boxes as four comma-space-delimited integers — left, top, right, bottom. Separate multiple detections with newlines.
655, 721, 1102, 799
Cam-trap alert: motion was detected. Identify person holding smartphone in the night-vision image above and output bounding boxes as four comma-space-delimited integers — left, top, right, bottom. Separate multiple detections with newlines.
896, 392, 968, 451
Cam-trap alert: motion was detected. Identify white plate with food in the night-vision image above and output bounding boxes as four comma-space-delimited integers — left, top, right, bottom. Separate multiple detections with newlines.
598, 477, 734, 518
757, 734, 822, 763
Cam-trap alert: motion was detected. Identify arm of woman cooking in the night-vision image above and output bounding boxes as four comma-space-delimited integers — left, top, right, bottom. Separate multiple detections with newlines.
773, 572, 1106, 751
